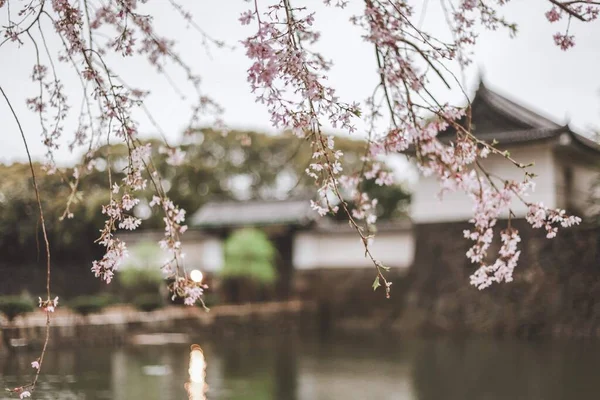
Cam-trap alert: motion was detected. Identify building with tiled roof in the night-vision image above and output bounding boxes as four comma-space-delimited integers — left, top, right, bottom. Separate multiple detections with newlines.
121, 79, 599, 303
412, 80, 600, 223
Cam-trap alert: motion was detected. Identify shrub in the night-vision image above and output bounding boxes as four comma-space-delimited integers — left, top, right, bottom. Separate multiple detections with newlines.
132, 293, 163, 312
69, 295, 112, 316
222, 228, 277, 285
0, 296, 35, 322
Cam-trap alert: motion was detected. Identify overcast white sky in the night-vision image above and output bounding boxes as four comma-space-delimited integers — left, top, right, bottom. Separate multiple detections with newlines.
1, 1, 599, 165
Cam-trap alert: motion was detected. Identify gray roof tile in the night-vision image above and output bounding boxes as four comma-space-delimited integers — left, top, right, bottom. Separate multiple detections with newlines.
476, 83, 561, 130
190, 199, 316, 228
436, 82, 600, 153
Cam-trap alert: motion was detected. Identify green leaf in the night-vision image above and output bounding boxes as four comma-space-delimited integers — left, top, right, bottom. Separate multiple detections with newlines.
372, 276, 381, 291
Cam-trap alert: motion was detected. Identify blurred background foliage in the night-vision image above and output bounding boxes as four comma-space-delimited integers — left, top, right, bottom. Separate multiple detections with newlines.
0, 129, 410, 264
0, 129, 410, 296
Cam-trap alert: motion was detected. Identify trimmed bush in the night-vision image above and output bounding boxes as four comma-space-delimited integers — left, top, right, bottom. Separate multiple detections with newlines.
0, 296, 35, 322
132, 293, 163, 312
69, 295, 112, 316
222, 228, 277, 284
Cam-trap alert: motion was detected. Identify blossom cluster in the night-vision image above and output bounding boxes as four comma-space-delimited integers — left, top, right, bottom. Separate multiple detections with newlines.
527, 202, 582, 238
469, 228, 521, 289
91, 146, 151, 284
545, 2, 599, 50
149, 196, 186, 270
9, 388, 31, 399
451, 1, 600, 51
170, 277, 208, 307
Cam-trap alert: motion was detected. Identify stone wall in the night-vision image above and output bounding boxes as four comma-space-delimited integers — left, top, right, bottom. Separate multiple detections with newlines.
296, 221, 600, 339
0, 301, 316, 352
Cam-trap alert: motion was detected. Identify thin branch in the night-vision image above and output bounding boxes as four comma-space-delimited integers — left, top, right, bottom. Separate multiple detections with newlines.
548, 0, 587, 21
0, 83, 52, 394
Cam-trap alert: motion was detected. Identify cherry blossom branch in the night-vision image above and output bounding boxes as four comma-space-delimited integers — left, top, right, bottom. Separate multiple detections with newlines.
21, 1, 213, 306
242, 0, 393, 294
283, 0, 389, 286
352, 0, 582, 289
543, 0, 599, 48
0, 0, 44, 47
549, 0, 591, 21
0, 84, 57, 400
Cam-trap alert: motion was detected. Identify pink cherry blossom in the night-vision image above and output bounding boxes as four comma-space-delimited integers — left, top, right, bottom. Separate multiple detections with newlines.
545, 7, 562, 22
38, 296, 59, 313
553, 33, 575, 50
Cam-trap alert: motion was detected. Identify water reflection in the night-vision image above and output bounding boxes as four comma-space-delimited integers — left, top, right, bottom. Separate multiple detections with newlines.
186, 344, 208, 400
2, 335, 600, 399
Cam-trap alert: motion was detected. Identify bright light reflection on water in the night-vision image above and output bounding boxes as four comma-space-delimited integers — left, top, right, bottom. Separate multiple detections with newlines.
186, 344, 207, 400
2, 335, 600, 399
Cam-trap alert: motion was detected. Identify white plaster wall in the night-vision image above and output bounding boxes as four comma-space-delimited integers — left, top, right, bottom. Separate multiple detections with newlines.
293, 231, 414, 270
119, 234, 223, 273
179, 240, 205, 270
178, 237, 224, 272
200, 237, 224, 272
411, 144, 557, 223
175, 236, 224, 272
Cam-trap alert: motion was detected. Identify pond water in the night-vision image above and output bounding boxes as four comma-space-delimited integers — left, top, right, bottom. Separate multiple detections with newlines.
1, 334, 600, 399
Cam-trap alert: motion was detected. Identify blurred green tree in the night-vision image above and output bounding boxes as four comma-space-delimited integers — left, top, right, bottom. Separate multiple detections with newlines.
221, 228, 277, 303
0, 129, 410, 266
222, 228, 277, 285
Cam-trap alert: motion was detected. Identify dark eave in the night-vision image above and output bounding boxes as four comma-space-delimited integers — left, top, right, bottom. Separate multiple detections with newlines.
441, 124, 600, 156
474, 82, 561, 131
412, 80, 600, 155
311, 218, 412, 233
439, 127, 565, 148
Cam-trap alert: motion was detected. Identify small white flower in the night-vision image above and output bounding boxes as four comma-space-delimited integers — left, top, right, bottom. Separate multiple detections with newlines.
119, 216, 141, 230
166, 148, 186, 166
